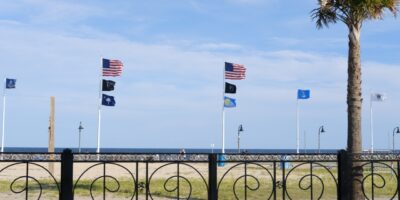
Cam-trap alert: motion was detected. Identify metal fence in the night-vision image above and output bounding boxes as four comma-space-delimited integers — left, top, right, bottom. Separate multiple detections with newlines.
0, 149, 399, 199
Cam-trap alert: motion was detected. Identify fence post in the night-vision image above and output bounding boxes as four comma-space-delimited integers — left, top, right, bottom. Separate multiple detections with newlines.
208, 154, 218, 200
60, 149, 74, 200
337, 149, 350, 200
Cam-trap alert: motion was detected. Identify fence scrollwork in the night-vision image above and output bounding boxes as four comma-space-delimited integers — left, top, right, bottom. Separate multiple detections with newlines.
358, 161, 398, 200
0, 162, 60, 200
148, 162, 208, 200
284, 162, 337, 200
218, 162, 275, 200
73, 162, 136, 200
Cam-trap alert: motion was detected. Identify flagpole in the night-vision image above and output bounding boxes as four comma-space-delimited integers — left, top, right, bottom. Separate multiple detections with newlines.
222, 64, 225, 154
222, 109, 225, 154
1, 78, 6, 153
96, 58, 103, 154
296, 98, 299, 154
370, 95, 374, 153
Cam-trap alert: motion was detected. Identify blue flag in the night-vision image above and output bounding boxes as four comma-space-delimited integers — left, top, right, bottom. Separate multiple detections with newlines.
224, 96, 236, 108
297, 89, 310, 99
5, 78, 16, 89
102, 94, 116, 106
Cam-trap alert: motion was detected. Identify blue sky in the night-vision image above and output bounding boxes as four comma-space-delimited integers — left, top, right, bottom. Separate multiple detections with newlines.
1, 0, 400, 151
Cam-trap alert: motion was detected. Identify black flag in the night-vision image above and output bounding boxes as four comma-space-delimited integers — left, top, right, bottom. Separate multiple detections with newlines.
225, 82, 236, 94
102, 79, 115, 91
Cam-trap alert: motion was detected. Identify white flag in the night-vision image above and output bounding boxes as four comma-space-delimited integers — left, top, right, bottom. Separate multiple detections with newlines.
371, 93, 387, 101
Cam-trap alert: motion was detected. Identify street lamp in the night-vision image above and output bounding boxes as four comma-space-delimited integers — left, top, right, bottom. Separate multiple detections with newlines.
237, 124, 244, 153
318, 126, 326, 154
78, 122, 84, 153
392, 127, 400, 153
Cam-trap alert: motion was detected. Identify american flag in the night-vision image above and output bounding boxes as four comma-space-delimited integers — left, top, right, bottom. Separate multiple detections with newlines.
225, 62, 246, 80
102, 58, 123, 77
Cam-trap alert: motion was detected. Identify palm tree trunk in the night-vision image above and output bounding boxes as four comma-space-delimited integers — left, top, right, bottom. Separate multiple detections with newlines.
347, 24, 364, 199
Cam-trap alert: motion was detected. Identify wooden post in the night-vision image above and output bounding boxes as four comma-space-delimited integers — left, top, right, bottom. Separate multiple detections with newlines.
48, 96, 55, 174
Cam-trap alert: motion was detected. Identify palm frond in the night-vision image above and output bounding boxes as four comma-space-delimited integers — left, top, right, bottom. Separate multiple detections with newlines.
311, 7, 338, 29
312, 0, 399, 29
354, 0, 399, 20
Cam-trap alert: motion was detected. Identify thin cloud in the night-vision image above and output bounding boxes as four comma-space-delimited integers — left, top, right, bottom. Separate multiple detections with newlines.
25, 0, 101, 22
197, 42, 243, 51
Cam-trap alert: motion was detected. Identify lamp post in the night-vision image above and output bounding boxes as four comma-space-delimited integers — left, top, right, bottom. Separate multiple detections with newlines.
237, 124, 244, 153
392, 127, 400, 153
318, 126, 325, 154
78, 122, 84, 153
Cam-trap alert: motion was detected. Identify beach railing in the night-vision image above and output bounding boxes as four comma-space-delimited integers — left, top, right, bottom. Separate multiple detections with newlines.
0, 149, 399, 199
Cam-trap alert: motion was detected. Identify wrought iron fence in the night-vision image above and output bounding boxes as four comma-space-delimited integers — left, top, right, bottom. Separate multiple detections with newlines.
0, 149, 399, 199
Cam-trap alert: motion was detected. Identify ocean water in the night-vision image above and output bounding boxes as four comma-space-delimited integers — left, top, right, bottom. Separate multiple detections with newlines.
3, 147, 339, 154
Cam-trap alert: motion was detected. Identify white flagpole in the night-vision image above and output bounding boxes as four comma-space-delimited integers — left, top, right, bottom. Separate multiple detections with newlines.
1, 78, 6, 153
222, 64, 225, 154
222, 109, 225, 154
96, 58, 103, 154
296, 98, 300, 154
370, 95, 374, 153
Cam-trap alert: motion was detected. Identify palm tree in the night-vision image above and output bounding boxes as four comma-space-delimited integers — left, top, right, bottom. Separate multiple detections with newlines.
311, 0, 399, 198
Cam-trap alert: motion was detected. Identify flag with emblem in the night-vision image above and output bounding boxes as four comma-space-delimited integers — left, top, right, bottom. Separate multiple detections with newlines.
224, 96, 236, 108
371, 93, 386, 101
297, 89, 310, 100
225, 82, 236, 94
5, 78, 16, 89
102, 79, 115, 91
102, 94, 116, 106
